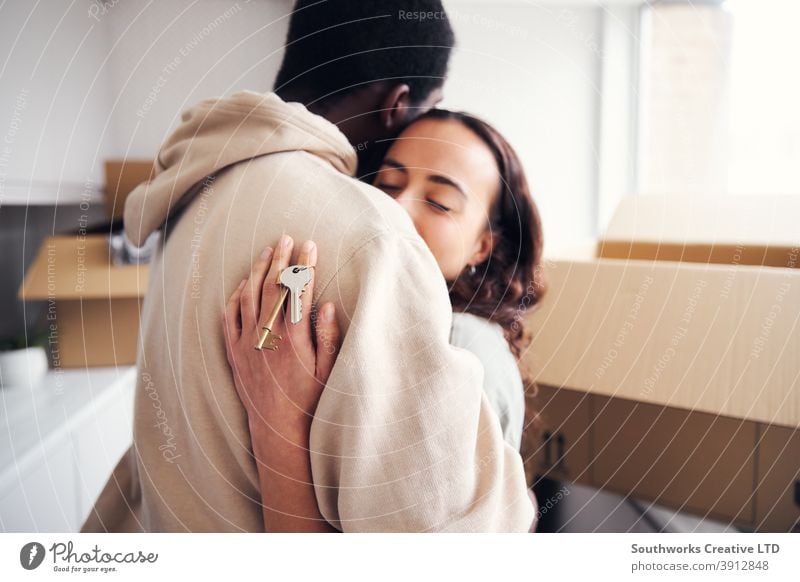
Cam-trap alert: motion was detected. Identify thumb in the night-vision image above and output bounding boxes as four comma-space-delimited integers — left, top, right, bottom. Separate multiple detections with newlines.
315, 303, 340, 383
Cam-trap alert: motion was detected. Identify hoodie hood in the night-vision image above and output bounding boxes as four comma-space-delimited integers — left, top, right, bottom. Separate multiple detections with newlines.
123, 91, 357, 246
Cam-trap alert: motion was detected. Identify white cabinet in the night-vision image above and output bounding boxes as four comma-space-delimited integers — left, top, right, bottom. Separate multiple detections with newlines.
0, 440, 77, 532
0, 368, 135, 532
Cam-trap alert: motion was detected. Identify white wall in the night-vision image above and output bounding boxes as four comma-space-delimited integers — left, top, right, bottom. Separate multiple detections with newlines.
596, 4, 640, 231
442, 0, 607, 247
102, 0, 293, 159
0, 0, 295, 204
0, 0, 116, 203
101, 0, 618, 247
1, 0, 638, 245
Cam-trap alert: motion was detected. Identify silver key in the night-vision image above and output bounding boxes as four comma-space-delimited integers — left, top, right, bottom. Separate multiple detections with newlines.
279, 265, 313, 324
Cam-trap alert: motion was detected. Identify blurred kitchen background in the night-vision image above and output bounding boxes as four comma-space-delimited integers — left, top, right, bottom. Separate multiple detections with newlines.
1, 0, 798, 533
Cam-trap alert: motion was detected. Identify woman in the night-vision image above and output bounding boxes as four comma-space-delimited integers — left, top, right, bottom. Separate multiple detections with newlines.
223, 110, 545, 531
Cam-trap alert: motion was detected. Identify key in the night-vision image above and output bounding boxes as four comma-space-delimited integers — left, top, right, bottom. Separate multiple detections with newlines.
254, 286, 289, 351
280, 265, 313, 324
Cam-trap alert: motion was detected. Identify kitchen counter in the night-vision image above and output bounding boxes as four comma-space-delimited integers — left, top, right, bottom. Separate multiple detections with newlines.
0, 367, 135, 532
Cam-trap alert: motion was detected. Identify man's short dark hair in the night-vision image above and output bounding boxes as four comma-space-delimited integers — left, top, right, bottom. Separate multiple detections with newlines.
274, 0, 455, 106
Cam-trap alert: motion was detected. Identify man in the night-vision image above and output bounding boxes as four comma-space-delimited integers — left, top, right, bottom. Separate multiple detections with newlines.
83, 0, 534, 532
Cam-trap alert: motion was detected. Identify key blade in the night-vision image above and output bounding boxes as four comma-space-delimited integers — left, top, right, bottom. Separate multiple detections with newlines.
280, 265, 312, 325
291, 279, 311, 324
291, 296, 302, 324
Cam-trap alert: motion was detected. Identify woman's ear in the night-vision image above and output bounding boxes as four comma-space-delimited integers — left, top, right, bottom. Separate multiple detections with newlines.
378, 83, 411, 131
469, 228, 496, 267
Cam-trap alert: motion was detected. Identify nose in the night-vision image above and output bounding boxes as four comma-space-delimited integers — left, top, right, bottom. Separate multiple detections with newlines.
394, 190, 424, 234
395, 191, 416, 213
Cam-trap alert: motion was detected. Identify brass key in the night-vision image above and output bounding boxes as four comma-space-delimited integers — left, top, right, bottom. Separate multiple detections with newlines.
254, 286, 289, 351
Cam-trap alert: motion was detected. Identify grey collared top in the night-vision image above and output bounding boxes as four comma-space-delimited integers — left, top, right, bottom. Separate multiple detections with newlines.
450, 312, 525, 451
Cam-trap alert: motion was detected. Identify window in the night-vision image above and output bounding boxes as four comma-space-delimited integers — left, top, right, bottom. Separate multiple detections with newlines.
636, 0, 800, 196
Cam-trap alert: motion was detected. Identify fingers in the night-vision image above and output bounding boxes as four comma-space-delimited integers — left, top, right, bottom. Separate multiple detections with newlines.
240, 246, 275, 337
286, 240, 317, 349
257, 234, 294, 335
294, 239, 317, 267
224, 279, 247, 354
314, 303, 341, 382
233, 235, 324, 354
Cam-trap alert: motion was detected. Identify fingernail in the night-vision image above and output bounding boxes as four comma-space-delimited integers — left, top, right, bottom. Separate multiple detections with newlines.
259, 247, 273, 261
238, 279, 247, 289
322, 303, 335, 322
301, 240, 315, 254
280, 234, 292, 248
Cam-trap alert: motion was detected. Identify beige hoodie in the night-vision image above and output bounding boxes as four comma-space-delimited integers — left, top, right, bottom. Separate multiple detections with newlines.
82, 91, 533, 532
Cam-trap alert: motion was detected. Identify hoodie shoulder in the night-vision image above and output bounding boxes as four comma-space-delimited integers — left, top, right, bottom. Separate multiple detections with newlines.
240, 149, 420, 244
124, 91, 360, 246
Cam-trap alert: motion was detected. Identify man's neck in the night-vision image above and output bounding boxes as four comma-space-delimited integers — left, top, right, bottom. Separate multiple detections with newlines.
276, 88, 327, 116
274, 88, 376, 179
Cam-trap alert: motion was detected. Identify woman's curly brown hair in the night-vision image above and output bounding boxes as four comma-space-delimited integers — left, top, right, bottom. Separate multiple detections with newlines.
415, 110, 547, 486
415, 110, 546, 366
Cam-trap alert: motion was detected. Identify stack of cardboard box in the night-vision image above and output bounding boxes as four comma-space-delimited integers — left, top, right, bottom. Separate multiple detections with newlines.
18, 160, 154, 367
523, 195, 799, 531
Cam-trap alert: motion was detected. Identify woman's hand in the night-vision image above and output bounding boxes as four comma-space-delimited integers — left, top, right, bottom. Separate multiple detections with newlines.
223, 235, 340, 531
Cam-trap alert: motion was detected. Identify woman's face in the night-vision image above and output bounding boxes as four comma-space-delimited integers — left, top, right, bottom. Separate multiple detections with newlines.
374, 118, 500, 281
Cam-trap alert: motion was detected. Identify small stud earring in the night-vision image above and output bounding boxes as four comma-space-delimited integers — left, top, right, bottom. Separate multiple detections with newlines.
468, 264, 477, 276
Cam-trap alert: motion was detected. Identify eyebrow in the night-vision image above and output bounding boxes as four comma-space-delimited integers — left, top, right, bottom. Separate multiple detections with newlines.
381, 158, 467, 198
428, 174, 467, 198
381, 158, 407, 173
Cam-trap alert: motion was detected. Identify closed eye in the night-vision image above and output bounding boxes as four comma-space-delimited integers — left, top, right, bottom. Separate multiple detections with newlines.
376, 184, 403, 199
426, 199, 451, 212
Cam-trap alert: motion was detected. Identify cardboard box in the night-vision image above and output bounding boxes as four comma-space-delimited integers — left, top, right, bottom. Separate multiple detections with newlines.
754, 424, 800, 532
520, 195, 800, 529
525, 387, 800, 530
104, 159, 154, 220
598, 195, 800, 268
525, 195, 800, 428
591, 394, 756, 526
18, 235, 149, 367
523, 385, 593, 487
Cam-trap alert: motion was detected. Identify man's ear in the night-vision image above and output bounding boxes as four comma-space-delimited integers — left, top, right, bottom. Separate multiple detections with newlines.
469, 228, 496, 267
378, 83, 411, 131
